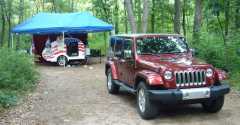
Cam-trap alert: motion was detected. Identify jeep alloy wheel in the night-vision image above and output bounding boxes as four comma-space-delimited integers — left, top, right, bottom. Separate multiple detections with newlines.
138, 88, 146, 113
106, 70, 119, 94
137, 82, 158, 119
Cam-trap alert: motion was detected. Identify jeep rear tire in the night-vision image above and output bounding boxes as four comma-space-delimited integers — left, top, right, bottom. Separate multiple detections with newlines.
137, 82, 158, 119
107, 69, 119, 94
202, 96, 224, 113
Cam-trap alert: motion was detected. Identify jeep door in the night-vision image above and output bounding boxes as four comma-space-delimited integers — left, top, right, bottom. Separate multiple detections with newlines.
117, 38, 135, 85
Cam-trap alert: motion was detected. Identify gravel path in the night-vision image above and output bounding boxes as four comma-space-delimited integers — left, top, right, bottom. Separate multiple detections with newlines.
0, 63, 239, 125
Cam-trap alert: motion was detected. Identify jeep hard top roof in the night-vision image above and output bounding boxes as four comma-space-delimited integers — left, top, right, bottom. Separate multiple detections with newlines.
111, 33, 183, 38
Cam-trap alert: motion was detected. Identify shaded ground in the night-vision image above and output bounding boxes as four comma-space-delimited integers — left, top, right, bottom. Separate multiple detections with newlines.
0, 63, 239, 125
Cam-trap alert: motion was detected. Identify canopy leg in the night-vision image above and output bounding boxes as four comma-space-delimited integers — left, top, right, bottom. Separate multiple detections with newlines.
62, 32, 65, 41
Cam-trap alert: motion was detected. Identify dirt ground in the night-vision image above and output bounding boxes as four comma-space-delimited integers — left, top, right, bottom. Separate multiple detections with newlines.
0, 63, 240, 125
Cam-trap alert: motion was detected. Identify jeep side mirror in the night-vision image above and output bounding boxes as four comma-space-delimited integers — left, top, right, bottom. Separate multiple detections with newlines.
237, 48, 240, 56
190, 48, 198, 56
123, 50, 132, 59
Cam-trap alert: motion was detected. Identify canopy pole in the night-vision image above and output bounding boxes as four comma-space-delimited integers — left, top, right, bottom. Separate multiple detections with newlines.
11, 33, 14, 49
62, 32, 65, 41
104, 32, 106, 58
62, 32, 65, 67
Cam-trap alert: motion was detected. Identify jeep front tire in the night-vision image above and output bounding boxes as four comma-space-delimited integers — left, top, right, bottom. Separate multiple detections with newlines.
202, 96, 224, 113
137, 82, 158, 119
107, 69, 119, 94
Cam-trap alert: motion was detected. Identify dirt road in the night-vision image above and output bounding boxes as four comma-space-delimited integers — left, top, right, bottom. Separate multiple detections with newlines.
0, 63, 239, 125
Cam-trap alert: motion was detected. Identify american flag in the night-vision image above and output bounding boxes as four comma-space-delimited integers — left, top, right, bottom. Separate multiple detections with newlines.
51, 38, 85, 55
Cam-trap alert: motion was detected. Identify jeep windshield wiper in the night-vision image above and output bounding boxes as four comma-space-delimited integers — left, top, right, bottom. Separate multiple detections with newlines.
159, 51, 187, 54
139, 53, 160, 56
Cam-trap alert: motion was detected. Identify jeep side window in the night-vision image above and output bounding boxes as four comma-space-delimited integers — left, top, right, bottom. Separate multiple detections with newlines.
114, 38, 123, 58
123, 39, 133, 59
109, 37, 116, 57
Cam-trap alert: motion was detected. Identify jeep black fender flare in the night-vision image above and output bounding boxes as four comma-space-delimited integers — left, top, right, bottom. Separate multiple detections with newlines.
105, 61, 118, 80
135, 70, 164, 89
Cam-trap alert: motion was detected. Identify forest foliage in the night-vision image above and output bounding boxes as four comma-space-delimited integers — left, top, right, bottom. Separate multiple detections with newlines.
0, 0, 240, 89
0, 48, 38, 108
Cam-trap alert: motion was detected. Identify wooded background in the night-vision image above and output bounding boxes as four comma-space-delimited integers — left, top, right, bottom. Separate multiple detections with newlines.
0, 0, 239, 86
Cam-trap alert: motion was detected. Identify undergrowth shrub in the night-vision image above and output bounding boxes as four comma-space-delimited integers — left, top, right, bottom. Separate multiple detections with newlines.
88, 33, 109, 55
192, 31, 240, 71
191, 31, 240, 90
0, 48, 38, 108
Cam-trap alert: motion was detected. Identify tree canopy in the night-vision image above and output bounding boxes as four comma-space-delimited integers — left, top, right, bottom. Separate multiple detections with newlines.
0, 0, 239, 75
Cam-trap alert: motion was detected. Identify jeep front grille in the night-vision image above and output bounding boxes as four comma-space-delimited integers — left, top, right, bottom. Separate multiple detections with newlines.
175, 70, 206, 87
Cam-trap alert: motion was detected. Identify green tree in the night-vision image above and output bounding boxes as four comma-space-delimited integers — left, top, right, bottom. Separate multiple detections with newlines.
192, 0, 202, 44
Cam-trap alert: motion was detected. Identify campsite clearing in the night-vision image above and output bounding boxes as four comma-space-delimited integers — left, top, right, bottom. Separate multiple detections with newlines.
0, 63, 240, 125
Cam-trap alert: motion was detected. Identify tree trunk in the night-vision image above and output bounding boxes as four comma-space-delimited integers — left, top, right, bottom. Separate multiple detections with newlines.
136, 0, 141, 33
235, 0, 240, 29
35, 1, 39, 13
192, 0, 202, 44
0, 17, 5, 47
6, 0, 12, 48
0, 0, 6, 47
71, 0, 74, 12
224, 0, 230, 36
42, 0, 45, 11
114, 0, 119, 34
186, 0, 191, 33
124, 8, 128, 33
217, 15, 228, 69
151, 0, 155, 33
141, 0, 149, 33
16, 0, 24, 50
51, 0, 57, 12
99, 0, 112, 23
160, 1, 164, 32
182, 0, 186, 36
124, 0, 137, 33
7, 16, 11, 48
174, 0, 181, 34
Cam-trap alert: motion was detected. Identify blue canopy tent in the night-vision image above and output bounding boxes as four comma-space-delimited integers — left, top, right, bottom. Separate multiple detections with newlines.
12, 12, 113, 34
11, 12, 113, 63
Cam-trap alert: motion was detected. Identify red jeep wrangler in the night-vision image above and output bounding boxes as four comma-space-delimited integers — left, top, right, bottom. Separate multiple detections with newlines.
105, 34, 230, 119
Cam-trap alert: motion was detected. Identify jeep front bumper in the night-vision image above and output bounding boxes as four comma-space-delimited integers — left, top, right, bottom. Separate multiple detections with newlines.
148, 84, 230, 104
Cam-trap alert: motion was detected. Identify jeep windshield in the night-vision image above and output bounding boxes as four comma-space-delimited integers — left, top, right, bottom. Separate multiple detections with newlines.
136, 36, 189, 55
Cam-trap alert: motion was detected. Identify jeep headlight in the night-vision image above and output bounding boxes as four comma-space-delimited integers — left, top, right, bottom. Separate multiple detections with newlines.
164, 71, 173, 80
206, 68, 213, 77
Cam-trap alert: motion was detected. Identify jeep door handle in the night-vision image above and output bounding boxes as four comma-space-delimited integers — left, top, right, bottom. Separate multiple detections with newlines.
120, 59, 126, 63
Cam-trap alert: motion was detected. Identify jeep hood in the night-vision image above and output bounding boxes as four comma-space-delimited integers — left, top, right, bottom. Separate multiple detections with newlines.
137, 54, 211, 71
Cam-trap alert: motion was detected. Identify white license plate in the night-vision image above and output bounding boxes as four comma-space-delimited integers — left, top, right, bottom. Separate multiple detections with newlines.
180, 87, 210, 100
